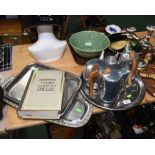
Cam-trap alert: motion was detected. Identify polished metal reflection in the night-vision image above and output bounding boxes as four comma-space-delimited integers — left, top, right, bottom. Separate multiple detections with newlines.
81, 48, 145, 110
81, 75, 145, 110
82, 52, 130, 104
105, 53, 119, 65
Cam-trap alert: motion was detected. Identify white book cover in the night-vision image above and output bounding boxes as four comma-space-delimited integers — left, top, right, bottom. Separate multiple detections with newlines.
21, 69, 65, 111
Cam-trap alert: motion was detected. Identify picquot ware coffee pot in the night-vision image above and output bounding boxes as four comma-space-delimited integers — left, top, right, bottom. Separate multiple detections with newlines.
81, 43, 144, 109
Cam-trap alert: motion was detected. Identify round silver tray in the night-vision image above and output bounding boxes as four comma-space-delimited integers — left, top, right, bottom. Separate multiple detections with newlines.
80, 75, 146, 111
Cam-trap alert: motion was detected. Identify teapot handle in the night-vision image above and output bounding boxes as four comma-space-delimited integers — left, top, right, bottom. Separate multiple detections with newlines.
88, 65, 111, 97
127, 51, 138, 86
88, 64, 100, 97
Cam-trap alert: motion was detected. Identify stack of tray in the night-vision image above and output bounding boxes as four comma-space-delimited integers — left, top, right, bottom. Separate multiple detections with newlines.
2, 63, 93, 128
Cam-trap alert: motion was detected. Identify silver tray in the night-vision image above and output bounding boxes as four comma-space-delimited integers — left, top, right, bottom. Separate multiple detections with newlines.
80, 75, 146, 111
3, 63, 81, 112
48, 93, 93, 128
2, 63, 93, 127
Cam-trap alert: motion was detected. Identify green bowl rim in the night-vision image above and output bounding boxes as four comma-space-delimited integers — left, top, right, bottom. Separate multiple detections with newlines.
69, 31, 110, 53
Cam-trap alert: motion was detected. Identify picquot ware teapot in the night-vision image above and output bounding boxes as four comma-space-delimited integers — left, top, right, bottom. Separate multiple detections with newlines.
81, 44, 145, 109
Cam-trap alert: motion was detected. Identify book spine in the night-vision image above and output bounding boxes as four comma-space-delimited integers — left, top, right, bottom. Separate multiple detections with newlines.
58, 71, 65, 115
17, 70, 35, 111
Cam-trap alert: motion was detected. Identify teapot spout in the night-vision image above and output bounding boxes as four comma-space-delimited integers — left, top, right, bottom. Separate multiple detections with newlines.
99, 50, 105, 60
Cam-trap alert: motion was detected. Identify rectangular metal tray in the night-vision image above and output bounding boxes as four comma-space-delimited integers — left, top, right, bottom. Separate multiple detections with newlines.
2, 63, 93, 128
3, 63, 82, 115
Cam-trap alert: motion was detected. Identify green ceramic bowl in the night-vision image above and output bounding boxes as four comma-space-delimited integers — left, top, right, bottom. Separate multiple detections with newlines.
69, 31, 110, 58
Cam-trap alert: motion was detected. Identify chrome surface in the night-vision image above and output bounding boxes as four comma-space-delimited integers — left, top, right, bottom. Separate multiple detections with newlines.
82, 58, 108, 81
81, 75, 145, 110
48, 92, 93, 128
138, 61, 148, 70
105, 53, 118, 65
82, 57, 130, 104
81, 47, 145, 110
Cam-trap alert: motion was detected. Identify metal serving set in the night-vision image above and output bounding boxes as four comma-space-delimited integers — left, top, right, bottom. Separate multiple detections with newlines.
1, 25, 155, 127
81, 47, 145, 110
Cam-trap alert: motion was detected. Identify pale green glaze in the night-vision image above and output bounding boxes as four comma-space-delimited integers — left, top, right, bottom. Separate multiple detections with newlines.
69, 31, 110, 58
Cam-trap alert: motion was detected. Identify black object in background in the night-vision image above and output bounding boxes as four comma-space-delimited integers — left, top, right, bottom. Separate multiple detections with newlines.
0, 44, 12, 71
126, 104, 155, 138
18, 15, 67, 35
18, 15, 67, 40
0, 44, 12, 120
83, 104, 155, 139
0, 86, 4, 120
19, 15, 67, 28
113, 111, 136, 138
113, 103, 155, 139
84, 15, 108, 28
83, 112, 121, 139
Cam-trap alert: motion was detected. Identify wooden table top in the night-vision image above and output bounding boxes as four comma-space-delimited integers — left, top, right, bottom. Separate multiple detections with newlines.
4, 31, 155, 131
5, 44, 103, 131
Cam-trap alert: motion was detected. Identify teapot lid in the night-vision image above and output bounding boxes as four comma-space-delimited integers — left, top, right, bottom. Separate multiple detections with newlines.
121, 43, 139, 61
123, 43, 133, 53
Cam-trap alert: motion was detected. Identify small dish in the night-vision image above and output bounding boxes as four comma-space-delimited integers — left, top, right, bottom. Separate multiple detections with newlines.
108, 33, 129, 52
108, 33, 142, 53
105, 24, 121, 34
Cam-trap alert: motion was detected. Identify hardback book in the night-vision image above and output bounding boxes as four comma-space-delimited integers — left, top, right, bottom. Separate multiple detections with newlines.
17, 69, 65, 119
